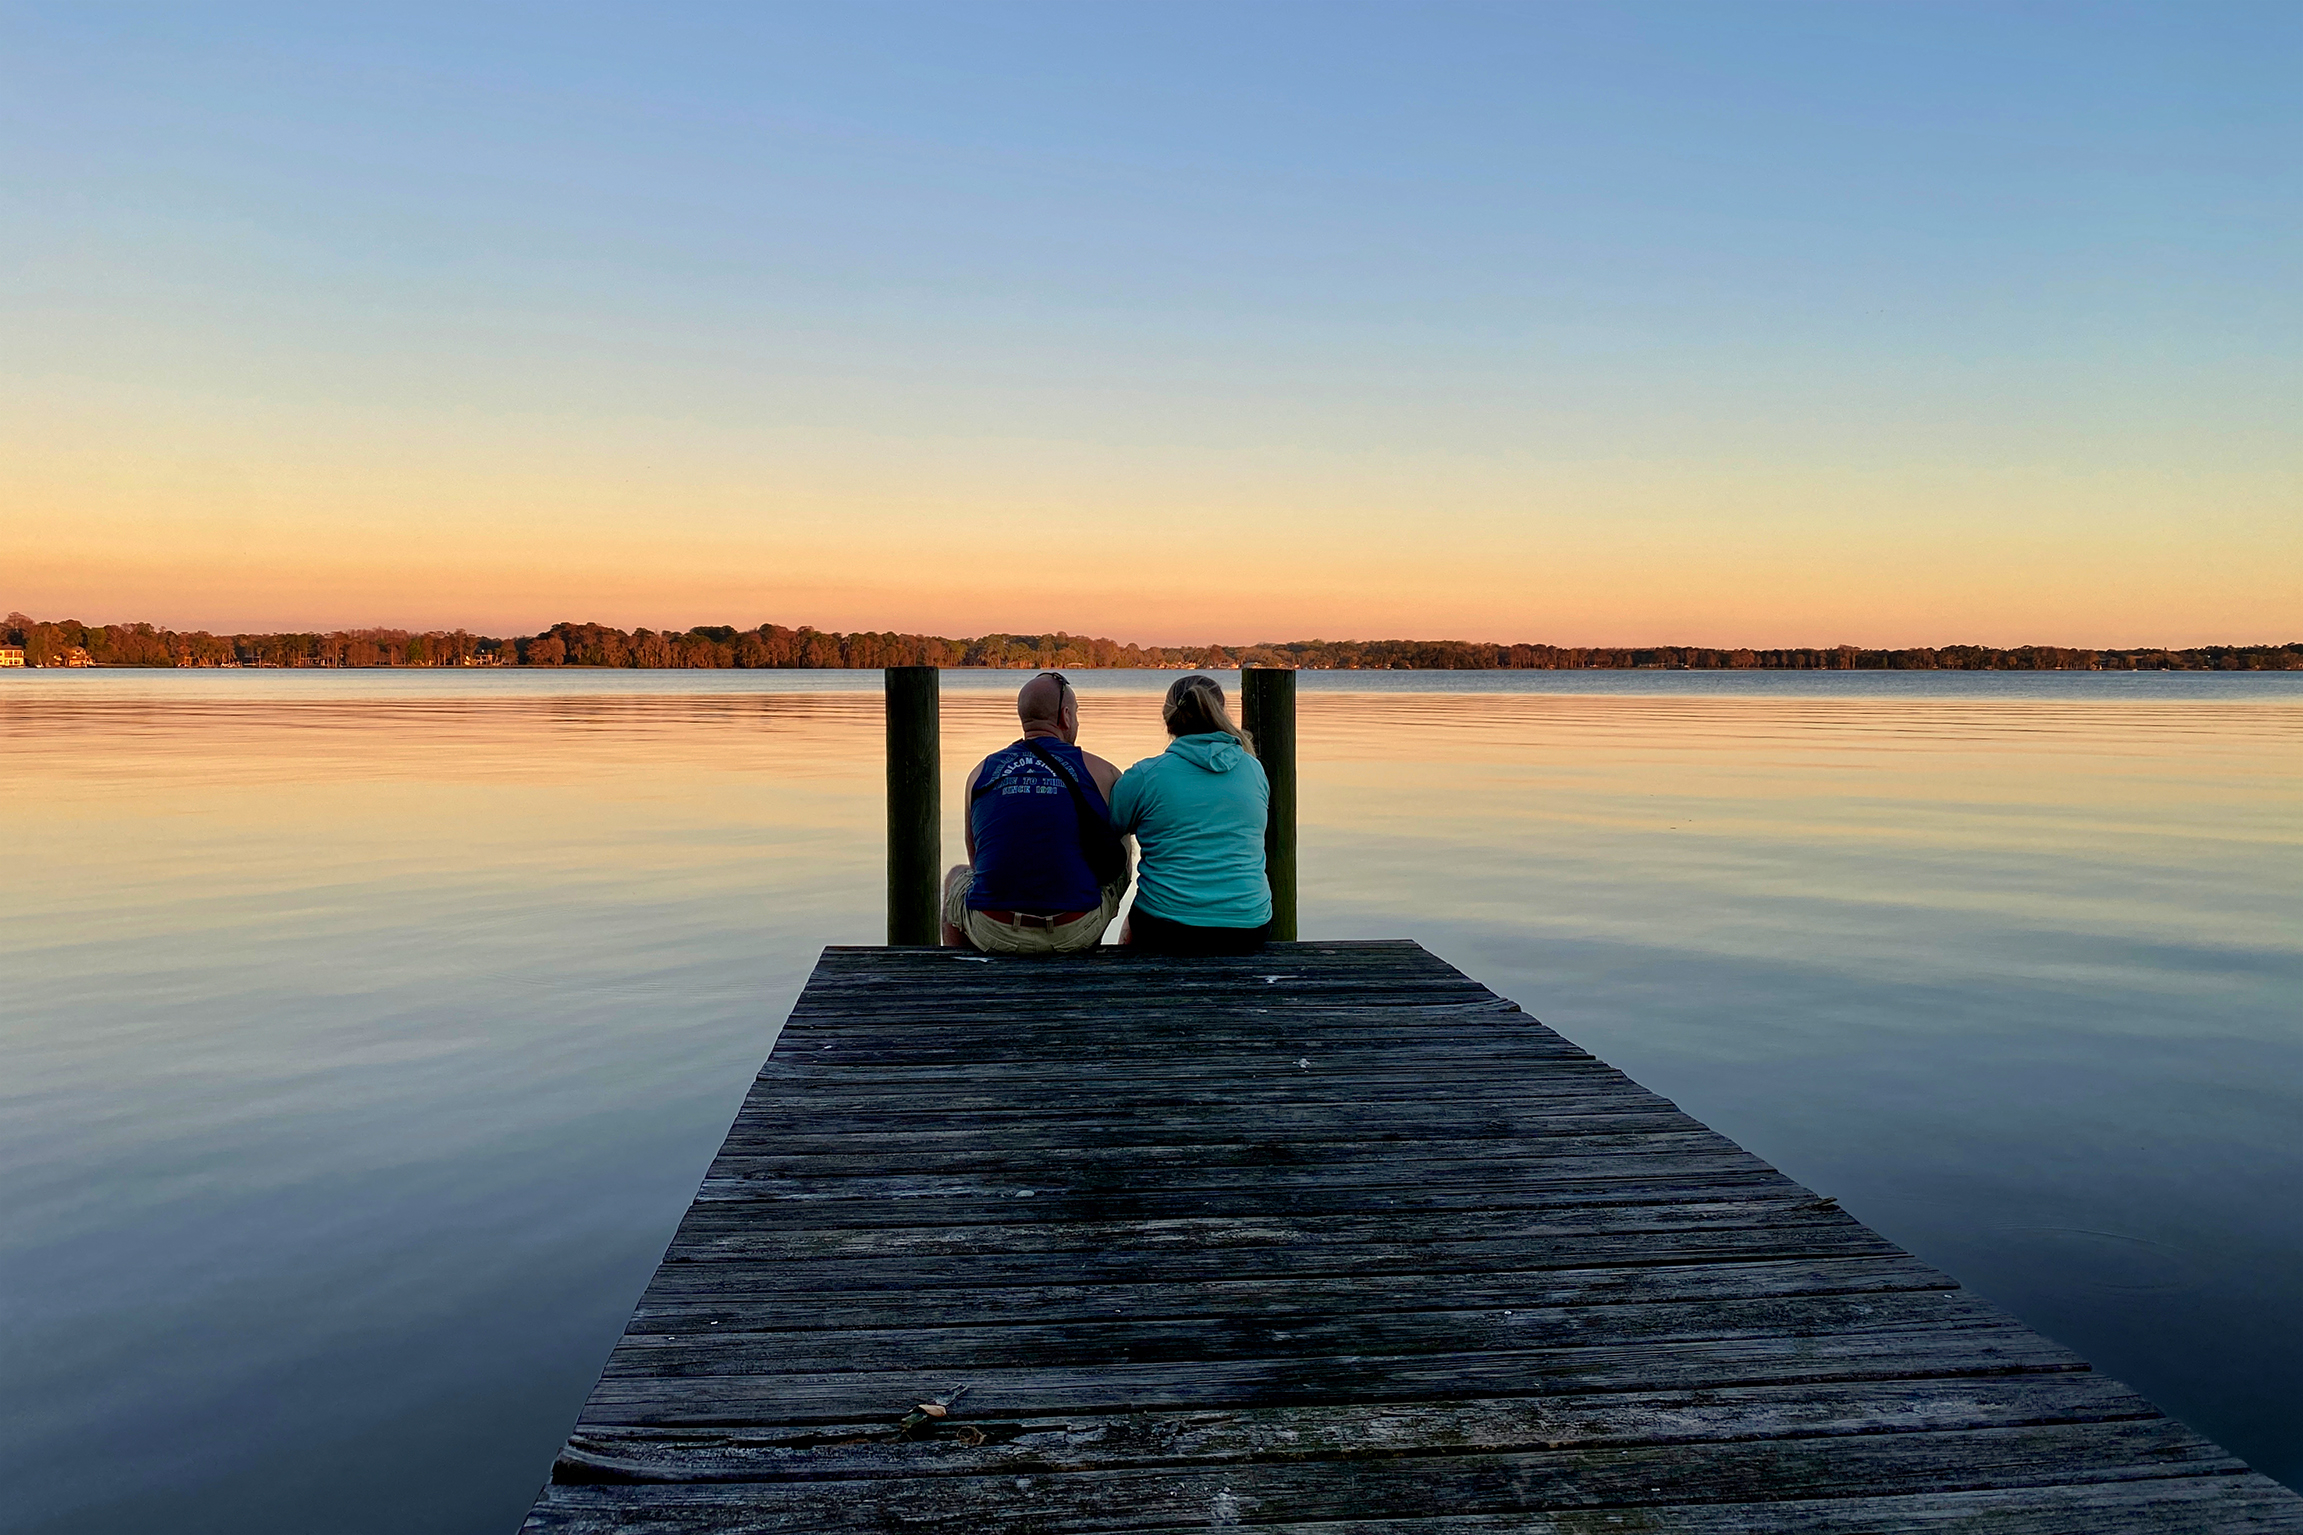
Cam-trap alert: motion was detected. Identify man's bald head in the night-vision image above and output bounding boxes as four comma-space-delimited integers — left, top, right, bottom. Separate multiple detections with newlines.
1017, 672, 1076, 740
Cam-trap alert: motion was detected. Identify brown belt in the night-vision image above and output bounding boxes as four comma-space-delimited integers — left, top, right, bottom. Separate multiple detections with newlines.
978, 909, 1093, 929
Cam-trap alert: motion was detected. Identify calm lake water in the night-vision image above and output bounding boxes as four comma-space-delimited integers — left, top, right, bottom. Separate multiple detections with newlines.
3, 668, 2299, 1531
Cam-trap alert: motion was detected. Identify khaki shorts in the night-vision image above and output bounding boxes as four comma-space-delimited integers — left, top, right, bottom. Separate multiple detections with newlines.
947, 874, 1126, 956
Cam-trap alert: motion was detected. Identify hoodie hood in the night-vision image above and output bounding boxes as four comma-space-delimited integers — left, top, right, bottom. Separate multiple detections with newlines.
1167, 732, 1249, 773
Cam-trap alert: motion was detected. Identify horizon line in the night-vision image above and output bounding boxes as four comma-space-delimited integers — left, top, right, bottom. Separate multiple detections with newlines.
9, 609, 2302, 656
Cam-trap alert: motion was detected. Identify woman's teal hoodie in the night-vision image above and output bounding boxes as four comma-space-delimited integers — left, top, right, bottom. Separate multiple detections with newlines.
1109, 732, 1272, 928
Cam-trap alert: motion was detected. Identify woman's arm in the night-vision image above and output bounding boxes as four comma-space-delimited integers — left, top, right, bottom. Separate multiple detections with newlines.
1106, 761, 1146, 834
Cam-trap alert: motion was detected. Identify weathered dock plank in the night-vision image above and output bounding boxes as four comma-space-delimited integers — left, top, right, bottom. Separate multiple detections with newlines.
525, 941, 2302, 1531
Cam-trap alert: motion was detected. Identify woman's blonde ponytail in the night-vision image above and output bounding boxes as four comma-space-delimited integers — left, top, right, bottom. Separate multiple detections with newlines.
1162, 674, 1256, 756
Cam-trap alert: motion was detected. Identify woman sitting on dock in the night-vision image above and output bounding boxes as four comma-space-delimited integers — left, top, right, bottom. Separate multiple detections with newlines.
1110, 674, 1273, 955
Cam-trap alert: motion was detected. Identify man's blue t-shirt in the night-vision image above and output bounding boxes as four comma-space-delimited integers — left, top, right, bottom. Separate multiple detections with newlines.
967, 739, 1109, 914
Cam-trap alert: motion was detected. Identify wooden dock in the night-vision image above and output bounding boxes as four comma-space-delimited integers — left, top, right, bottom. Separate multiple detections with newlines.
525, 941, 2303, 1532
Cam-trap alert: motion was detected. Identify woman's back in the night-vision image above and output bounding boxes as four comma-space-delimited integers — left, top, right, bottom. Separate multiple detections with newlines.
1110, 732, 1271, 929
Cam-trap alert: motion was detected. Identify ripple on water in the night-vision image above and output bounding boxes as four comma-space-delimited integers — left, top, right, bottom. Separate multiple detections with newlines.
1995, 1227, 2214, 1296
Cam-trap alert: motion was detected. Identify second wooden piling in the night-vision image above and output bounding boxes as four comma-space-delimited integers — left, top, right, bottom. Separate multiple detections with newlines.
1241, 666, 1297, 941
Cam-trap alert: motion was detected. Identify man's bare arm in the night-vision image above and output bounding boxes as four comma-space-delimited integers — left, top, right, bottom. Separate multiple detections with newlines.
961, 759, 983, 864
1081, 752, 1133, 882
1082, 751, 1122, 802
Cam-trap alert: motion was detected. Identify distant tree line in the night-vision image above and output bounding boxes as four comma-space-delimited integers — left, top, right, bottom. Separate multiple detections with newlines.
6, 612, 2299, 671
3, 614, 500, 669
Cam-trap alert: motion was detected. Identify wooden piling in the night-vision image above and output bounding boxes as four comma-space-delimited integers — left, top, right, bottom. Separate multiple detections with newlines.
1241, 666, 1297, 941
883, 666, 940, 946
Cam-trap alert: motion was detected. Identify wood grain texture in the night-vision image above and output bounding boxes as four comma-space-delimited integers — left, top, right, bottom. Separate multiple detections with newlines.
523, 942, 2303, 1532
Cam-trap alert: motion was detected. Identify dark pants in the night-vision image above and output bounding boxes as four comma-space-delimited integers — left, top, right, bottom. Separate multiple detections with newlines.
1128, 909, 1269, 956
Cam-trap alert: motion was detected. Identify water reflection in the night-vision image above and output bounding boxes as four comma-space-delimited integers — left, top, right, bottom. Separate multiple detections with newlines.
1, 672, 2297, 1532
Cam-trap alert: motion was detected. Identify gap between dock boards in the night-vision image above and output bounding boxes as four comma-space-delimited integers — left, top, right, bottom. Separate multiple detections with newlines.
524, 940, 2303, 1533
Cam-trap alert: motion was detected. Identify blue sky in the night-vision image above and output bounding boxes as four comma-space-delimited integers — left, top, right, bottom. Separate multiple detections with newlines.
4, 2, 2296, 643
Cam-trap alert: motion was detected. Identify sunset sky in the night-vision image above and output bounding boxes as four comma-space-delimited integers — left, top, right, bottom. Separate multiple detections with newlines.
4, 2, 2296, 647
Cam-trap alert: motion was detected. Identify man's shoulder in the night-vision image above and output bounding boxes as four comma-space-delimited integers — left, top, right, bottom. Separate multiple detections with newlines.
966, 742, 1022, 784
1076, 749, 1119, 794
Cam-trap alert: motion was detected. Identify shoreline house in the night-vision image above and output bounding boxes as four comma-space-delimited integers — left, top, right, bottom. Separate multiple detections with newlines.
0, 644, 94, 667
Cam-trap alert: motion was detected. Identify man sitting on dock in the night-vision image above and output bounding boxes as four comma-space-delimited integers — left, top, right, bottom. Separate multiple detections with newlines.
942, 671, 1130, 955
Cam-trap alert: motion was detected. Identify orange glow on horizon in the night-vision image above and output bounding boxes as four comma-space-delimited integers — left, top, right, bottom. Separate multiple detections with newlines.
8, 391, 2297, 650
